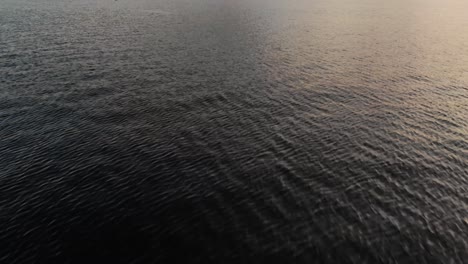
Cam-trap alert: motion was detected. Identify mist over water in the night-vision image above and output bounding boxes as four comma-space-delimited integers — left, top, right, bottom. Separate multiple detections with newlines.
1, 0, 467, 263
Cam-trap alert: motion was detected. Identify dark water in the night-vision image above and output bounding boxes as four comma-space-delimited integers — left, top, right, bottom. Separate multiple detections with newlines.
1, 0, 467, 263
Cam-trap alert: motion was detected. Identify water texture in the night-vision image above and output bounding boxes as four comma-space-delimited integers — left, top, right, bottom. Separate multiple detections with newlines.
0, 0, 467, 263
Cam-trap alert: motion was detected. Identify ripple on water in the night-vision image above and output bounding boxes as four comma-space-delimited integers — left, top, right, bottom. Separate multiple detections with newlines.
0, 0, 468, 263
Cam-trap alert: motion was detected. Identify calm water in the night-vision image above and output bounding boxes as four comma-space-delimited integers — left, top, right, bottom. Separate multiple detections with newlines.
1, 0, 467, 263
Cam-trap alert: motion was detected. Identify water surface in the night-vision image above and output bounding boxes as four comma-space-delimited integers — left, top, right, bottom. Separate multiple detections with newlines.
1, 0, 467, 263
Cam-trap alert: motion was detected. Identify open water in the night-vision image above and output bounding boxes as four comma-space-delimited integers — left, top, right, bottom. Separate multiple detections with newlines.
1, 0, 467, 263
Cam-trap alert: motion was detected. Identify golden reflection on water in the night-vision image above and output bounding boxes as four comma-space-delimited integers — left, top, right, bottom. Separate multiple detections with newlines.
260, 0, 468, 141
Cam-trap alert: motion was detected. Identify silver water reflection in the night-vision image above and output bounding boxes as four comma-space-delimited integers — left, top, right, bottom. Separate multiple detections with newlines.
0, 0, 467, 263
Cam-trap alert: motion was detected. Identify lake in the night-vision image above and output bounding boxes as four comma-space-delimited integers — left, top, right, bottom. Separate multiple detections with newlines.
0, 0, 467, 263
